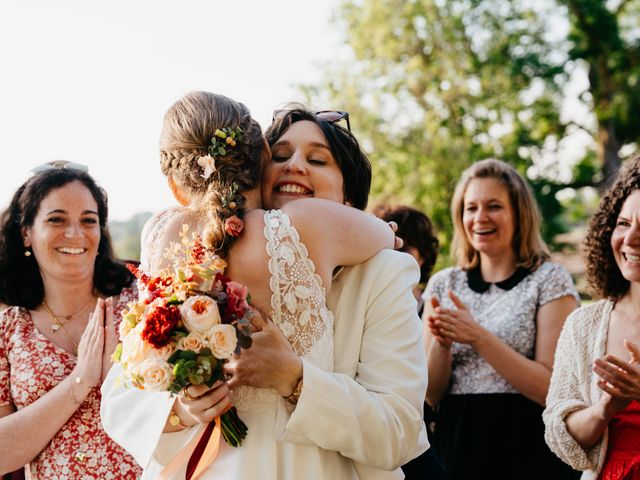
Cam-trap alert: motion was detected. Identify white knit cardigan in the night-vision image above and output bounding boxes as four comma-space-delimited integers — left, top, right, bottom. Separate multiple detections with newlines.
543, 299, 613, 480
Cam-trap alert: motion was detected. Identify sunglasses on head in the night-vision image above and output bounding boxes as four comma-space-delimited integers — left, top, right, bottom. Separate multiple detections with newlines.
30, 160, 89, 175
272, 109, 351, 132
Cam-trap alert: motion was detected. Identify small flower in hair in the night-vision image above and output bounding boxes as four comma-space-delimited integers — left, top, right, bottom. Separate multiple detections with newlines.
197, 154, 216, 179
224, 215, 244, 237
209, 127, 243, 157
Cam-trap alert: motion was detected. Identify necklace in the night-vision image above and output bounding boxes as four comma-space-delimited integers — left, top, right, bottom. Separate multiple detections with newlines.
42, 300, 95, 355
42, 299, 94, 333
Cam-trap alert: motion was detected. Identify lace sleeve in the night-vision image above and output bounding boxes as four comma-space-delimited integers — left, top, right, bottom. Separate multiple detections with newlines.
538, 262, 580, 307
263, 210, 333, 362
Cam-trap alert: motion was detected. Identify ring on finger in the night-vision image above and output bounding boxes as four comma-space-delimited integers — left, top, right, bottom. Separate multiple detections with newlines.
182, 386, 197, 401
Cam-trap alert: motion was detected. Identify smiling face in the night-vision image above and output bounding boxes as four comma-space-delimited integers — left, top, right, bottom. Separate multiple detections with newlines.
462, 177, 516, 259
22, 180, 100, 284
261, 120, 345, 209
611, 189, 640, 283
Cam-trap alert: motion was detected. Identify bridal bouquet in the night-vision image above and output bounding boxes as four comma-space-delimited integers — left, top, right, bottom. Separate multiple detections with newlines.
113, 225, 253, 446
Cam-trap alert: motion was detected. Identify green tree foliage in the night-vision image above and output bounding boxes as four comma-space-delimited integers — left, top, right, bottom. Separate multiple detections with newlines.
108, 212, 152, 262
300, 0, 640, 254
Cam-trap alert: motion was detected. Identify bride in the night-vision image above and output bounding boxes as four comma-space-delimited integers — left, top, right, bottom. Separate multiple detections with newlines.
101, 91, 407, 479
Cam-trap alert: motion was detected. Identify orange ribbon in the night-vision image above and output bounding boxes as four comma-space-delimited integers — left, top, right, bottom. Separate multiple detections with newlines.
189, 415, 221, 480
158, 415, 221, 480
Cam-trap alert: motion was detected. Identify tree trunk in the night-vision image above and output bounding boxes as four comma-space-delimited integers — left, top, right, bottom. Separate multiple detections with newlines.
597, 120, 621, 191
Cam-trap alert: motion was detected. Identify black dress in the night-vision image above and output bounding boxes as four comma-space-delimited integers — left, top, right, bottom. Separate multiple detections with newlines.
433, 393, 579, 480
423, 264, 582, 480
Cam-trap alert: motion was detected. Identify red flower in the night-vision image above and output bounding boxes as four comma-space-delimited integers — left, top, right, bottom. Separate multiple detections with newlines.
224, 281, 249, 321
141, 303, 181, 348
128, 264, 173, 303
215, 271, 231, 288
190, 236, 206, 264
224, 216, 244, 237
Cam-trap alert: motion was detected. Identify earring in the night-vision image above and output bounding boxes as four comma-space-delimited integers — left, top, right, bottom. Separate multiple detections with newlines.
24, 248, 32, 257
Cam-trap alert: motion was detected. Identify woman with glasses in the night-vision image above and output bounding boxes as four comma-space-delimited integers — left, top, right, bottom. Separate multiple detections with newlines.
101, 93, 426, 480
0, 164, 141, 478
226, 106, 431, 478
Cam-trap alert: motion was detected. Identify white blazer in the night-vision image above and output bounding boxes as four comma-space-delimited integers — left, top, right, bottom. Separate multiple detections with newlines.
100, 250, 428, 479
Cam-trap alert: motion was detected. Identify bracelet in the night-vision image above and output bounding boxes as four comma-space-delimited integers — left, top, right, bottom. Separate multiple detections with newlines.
69, 382, 81, 405
283, 377, 303, 405
168, 407, 187, 428
74, 376, 99, 389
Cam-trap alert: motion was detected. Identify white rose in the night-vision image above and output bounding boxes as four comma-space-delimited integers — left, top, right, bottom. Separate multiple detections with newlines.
180, 295, 221, 334
120, 323, 150, 367
176, 332, 206, 352
129, 358, 173, 392
206, 324, 237, 359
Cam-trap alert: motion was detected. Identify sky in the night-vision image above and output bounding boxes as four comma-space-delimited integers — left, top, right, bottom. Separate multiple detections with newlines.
0, 0, 342, 220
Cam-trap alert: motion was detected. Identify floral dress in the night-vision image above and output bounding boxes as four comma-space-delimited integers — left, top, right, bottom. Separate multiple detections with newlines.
0, 288, 142, 479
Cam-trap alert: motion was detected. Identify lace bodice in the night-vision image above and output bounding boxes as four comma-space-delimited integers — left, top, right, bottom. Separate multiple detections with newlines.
233, 210, 334, 411
140, 207, 187, 274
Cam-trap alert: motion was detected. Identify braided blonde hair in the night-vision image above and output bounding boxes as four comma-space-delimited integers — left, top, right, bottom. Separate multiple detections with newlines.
159, 91, 264, 257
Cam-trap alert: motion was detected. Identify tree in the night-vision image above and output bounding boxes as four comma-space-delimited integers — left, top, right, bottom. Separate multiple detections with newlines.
300, 0, 640, 252
108, 212, 152, 261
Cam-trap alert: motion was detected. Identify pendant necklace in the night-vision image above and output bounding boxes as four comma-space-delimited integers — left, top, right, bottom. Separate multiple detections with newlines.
41, 300, 94, 355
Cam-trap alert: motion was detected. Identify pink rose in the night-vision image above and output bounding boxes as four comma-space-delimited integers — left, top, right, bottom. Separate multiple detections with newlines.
224, 281, 249, 321
224, 215, 244, 237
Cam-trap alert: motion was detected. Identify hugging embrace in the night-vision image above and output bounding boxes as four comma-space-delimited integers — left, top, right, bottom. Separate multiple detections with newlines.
100, 91, 429, 480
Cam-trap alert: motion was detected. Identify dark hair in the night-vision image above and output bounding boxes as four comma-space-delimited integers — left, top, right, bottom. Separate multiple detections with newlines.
264, 106, 372, 210
0, 168, 134, 308
376, 205, 439, 283
585, 155, 640, 299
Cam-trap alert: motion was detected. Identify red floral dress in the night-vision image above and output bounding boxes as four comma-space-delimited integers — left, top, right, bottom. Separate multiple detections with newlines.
0, 289, 142, 479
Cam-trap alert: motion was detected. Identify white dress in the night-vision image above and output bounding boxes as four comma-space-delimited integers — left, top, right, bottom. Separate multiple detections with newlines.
102, 209, 363, 479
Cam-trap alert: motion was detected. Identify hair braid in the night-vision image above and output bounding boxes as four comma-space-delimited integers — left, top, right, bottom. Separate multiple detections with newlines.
159, 91, 264, 258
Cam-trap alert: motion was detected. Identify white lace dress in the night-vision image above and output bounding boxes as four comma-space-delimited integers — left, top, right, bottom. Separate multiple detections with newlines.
103, 209, 363, 480
206, 210, 338, 479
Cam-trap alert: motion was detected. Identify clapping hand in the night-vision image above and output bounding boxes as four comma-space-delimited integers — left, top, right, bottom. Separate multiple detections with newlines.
102, 297, 120, 380
75, 299, 106, 388
594, 339, 640, 418
427, 296, 452, 348
429, 291, 485, 347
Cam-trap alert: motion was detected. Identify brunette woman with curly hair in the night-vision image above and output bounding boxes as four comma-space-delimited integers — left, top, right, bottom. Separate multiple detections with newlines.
544, 155, 640, 480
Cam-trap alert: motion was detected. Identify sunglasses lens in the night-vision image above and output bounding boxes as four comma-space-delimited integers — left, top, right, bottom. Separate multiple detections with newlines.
316, 111, 345, 122
272, 109, 286, 122
316, 111, 350, 131
271, 109, 351, 131
30, 160, 89, 175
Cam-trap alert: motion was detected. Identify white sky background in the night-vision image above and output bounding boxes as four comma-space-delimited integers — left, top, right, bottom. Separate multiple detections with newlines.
0, 0, 342, 220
